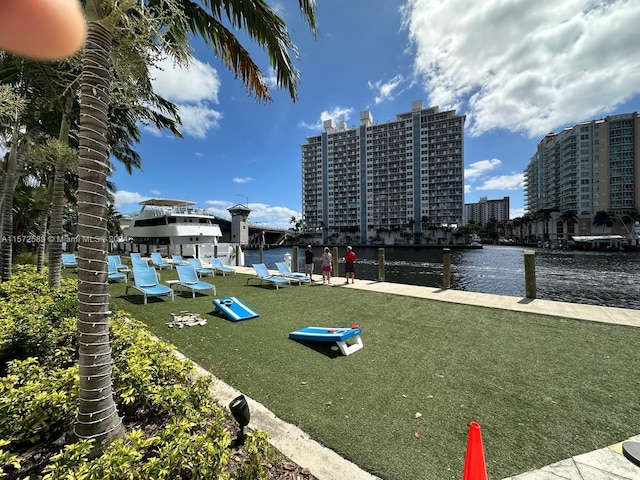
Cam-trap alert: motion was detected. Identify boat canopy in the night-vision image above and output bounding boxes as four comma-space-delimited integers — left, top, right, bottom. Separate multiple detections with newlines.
139, 199, 196, 208
571, 235, 625, 241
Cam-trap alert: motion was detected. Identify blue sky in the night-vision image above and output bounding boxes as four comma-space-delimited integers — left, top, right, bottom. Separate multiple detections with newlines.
111, 0, 640, 228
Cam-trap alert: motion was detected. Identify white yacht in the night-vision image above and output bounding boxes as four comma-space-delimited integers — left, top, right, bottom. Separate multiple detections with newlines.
119, 199, 244, 266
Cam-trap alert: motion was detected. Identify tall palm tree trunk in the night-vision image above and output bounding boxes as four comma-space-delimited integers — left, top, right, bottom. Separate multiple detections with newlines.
73, 20, 124, 449
1, 123, 20, 282
37, 180, 55, 273
36, 211, 48, 273
48, 94, 75, 288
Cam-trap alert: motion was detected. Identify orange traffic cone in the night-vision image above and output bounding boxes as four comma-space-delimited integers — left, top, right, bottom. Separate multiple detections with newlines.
463, 422, 488, 480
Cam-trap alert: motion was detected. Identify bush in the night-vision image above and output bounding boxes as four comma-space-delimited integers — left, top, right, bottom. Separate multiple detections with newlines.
0, 358, 77, 445
0, 267, 273, 479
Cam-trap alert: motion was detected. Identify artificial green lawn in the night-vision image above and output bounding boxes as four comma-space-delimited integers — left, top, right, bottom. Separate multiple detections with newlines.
106, 268, 640, 480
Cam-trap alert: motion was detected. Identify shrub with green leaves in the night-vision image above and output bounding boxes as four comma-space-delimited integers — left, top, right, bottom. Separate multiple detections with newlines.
42, 416, 234, 480
234, 431, 272, 480
0, 266, 274, 479
0, 265, 77, 365
0, 439, 20, 477
0, 358, 78, 445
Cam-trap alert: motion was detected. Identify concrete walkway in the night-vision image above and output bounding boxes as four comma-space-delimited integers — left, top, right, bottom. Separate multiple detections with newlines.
209, 267, 640, 479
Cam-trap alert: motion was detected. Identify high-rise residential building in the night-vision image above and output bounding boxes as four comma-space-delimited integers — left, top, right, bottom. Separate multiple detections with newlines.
301, 100, 465, 244
463, 196, 510, 226
524, 112, 640, 237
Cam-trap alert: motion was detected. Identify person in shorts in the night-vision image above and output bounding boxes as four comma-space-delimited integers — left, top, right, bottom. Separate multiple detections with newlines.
321, 247, 333, 284
343, 245, 357, 284
304, 245, 314, 281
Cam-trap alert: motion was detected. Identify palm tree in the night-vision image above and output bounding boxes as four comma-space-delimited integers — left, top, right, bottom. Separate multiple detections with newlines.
512, 217, 523, 243
593, 210, 614, 232
521, 213, 533, 244
619, 209, 640, 238
73, 0, 318, 450
535, 208, 555, 242
559, 210, 577, 245
0, 85, 27, 281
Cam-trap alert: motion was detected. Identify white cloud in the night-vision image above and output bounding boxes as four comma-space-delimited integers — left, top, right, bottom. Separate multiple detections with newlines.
264, 68, 278, 89
149, 57, 223, 138
243, 203, 300, 229
402, 0, 640, 137
204, 199, 299, 229
464, 184, 471, 194
465, 158, 501, 180
269, 1, 286, 17
233, 177, 253, 184
476, 173, 525, 191
299, 106, 355, 131
510, 207, 526, 219
176, 104, 223, 139
149, 189, 161, 195
150, 57, 220, 103
113, 191, 149, 211
368, 74, 405, 104
204, 200, 234, 220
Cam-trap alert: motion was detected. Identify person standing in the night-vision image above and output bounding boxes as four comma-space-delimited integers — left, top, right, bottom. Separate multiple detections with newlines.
321, 247, 333, 284
343, 246, 357, 284
304, 245, 315, 281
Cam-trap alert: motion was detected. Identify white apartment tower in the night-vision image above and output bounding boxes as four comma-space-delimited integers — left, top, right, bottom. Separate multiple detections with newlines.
464, 197, 510, 226
524, 112, 640, 235
301, 101, 465, 244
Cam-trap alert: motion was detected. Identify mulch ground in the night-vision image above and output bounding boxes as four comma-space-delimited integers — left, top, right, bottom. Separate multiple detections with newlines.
5, 413, 319, 480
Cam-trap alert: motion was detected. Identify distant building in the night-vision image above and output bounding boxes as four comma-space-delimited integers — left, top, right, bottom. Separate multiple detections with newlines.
301, 100, 465, 244
463, 196, 510, 225
523, 112, 640, 240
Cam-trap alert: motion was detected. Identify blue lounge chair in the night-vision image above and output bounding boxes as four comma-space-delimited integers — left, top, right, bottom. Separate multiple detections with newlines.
62, 253, 78, 269
289, 326, 364, 356
210, 257, 236, 276
126, 267, 174, 304
130, 252, 142, 261
188, 258, 213, 278
131, 257, 150, 269
107, 258, 126, 283
171, 255, 189, 266
246, 263, 291, 289
150, 252, 172, 270
213, 297, 259, 321
274, 262, 311, 285
108, 255, 129, 271
175, 265, 216, 298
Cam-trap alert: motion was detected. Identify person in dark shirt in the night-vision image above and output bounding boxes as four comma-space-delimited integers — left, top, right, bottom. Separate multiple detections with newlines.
304, 245, 315, 282
343, 246, 357, 284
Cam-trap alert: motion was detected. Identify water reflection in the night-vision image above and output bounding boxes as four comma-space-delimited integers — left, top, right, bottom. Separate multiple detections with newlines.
245, 245, 640, 310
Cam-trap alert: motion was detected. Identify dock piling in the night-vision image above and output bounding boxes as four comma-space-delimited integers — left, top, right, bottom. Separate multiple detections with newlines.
524, 250, 536, 299
443, 248, 451, 289
378, 248, 385, 282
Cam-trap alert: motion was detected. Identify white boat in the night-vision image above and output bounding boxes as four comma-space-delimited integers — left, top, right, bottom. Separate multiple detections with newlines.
118, 199, 244, 266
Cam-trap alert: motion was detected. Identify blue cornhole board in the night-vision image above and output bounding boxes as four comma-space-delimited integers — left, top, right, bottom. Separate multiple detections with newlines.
288, 326, 363, 356
213, 297, 260, 322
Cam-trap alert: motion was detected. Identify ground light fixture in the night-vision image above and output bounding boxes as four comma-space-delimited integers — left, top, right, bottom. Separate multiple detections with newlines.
229, 394, 250, 446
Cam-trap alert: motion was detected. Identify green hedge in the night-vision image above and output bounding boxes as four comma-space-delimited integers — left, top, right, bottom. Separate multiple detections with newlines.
0, 266, 271, 479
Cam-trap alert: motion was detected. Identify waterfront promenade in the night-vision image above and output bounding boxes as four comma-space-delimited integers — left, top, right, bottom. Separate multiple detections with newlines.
204, 266, 640, 479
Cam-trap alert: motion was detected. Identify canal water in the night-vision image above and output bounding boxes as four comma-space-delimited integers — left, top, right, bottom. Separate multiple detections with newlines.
245, 245, 640, 310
